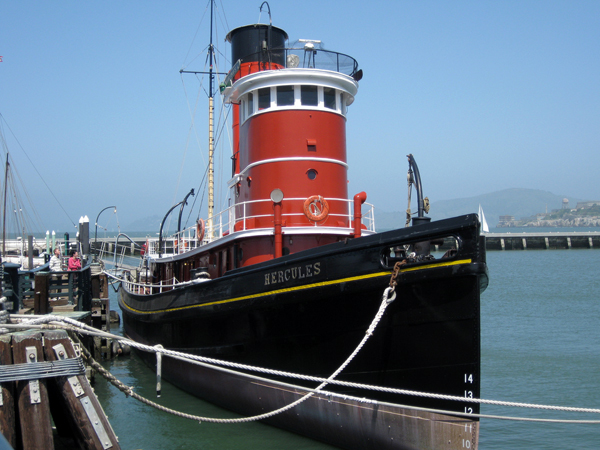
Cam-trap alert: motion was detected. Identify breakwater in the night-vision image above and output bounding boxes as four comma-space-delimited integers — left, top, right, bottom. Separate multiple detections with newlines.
483, 231, 600, 250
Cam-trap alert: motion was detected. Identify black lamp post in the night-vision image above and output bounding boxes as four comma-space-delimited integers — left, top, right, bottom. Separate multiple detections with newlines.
94, 206, 116, 260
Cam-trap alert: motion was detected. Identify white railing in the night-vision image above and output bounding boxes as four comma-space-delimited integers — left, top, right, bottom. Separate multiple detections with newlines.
145, 197, 375, 259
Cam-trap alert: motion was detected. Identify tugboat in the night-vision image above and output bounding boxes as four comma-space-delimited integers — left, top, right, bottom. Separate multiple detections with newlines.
118, 7, 488, 450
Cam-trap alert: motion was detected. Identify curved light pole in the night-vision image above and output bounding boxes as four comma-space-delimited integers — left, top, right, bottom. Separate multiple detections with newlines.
159, 188, 195, 258
177, 189, 195, 234
94, 206, 116, 260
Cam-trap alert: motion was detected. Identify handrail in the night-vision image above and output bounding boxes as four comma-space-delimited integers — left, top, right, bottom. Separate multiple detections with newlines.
144, 197, 375, 258
113, 233, 142, 267
235, 47, 359, 77
6, 264, 93, 311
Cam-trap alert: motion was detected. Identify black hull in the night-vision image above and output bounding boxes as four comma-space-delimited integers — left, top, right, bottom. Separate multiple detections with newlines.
119, 215, 487, 449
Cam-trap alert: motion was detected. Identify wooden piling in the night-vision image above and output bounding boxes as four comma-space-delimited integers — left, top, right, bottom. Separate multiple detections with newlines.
0, 330, 120, 449
34, 273, 50, 315
43, 330, 120, 450
13, 330, 55, 450
0, 334, 17, 448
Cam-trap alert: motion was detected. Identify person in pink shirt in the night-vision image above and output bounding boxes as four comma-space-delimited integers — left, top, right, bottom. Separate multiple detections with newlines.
68, 251, 81, 271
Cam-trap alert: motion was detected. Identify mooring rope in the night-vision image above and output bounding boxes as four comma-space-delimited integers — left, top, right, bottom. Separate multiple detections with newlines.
58, 280, 397, 424
8, 262, 600, 425
9, 313, 600, 424
11, 270, 399, 424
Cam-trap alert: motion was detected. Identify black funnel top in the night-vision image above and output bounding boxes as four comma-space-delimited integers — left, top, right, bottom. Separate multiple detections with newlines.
226, 24, 288, 66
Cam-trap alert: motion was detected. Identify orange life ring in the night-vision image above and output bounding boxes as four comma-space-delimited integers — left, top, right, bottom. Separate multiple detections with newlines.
196, 218, 205, 242
303, 195, 330, 222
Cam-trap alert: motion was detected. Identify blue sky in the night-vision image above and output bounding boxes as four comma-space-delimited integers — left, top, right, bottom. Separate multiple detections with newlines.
1, 0, 599, 233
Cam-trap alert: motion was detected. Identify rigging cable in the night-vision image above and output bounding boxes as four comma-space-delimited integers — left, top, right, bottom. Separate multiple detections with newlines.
0, 114, 76, 229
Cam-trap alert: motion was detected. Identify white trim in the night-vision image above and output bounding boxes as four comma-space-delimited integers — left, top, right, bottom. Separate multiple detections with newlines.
225, 68, 358, 104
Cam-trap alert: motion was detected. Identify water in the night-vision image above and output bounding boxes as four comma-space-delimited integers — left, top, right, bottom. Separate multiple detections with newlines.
480, 250, 600, 449
95, 249, 600, 449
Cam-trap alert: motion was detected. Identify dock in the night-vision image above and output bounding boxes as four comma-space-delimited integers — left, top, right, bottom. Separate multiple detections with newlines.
1, 216, 123, 448
483, 231, 600, 250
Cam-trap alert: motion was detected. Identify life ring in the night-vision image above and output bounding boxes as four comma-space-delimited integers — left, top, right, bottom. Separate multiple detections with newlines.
196, 218, 205, 242
303, 195, 330, 222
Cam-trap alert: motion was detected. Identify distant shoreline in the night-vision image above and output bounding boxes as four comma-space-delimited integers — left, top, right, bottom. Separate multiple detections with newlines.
498, 217, 600, 228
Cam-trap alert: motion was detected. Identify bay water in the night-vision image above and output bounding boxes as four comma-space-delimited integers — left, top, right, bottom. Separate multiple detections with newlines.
94, 248, 600, 449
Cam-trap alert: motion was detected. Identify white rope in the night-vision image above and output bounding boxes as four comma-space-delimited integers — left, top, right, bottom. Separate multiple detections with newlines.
12, 289, 600, 425
13, 286, 395, 424
14, 313, 600, 419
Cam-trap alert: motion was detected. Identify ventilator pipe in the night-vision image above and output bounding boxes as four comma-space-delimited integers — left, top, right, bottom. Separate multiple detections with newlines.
271, 189, 284, 258
353, 191, 367, 237
273, 201, 282, 258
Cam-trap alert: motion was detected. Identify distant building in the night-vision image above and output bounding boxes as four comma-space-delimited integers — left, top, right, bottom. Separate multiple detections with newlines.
498, 215, 514, 223
562, 198, 569, 209
575, 201, 600, 209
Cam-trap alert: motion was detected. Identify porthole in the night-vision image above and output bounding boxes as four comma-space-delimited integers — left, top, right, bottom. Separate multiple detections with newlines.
307, 169, 318, 180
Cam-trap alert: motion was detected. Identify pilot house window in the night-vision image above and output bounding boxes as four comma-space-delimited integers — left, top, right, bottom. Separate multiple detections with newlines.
258, 88, 270, 110
277, 85, 294, 106
247, 92, 254, 117
240, 85, 348, 124
301, 86, 318, 106
324, 87, 336, 110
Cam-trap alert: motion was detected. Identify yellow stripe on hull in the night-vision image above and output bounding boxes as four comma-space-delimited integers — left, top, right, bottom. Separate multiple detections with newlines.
122, 258, 472, 315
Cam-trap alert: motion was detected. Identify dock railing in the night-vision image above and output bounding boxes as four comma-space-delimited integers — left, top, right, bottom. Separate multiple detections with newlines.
1, 262, 93, 313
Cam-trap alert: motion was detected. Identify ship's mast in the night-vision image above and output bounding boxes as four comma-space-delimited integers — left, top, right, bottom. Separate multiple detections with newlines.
179, 1, 224, 240
207, 0, 215, 238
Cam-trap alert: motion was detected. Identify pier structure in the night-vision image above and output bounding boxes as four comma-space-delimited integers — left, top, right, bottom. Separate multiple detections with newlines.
482, 231, 600, 250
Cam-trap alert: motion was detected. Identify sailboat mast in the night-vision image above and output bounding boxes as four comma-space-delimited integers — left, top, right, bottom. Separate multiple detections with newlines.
2, 154, 8, 259
207, 0, 215, 238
